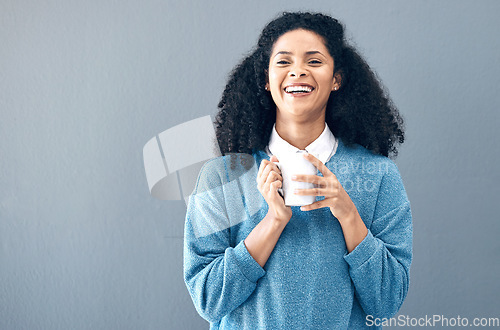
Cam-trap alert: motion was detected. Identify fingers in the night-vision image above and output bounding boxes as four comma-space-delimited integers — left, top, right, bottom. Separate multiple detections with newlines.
291, 174, 326, 186
264, 170, 282, 187
269, 180, 283, 196
303, 153, 335, 178
261, 163, 281, 182
293, 187, 331, 197
257, 159, 280, 181
257, 159, 282, 198
300, 199, 330, 211
257, 158, 271, 179
263, 173, 283, 203
259, 161, 286, 208
292, 172, 340, 193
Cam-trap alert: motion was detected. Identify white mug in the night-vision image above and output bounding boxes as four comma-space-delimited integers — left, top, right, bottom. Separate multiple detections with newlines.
274, 152, 317, 206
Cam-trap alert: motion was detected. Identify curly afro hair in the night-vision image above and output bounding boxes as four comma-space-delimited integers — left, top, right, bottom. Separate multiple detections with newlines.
215, 12, 404, 158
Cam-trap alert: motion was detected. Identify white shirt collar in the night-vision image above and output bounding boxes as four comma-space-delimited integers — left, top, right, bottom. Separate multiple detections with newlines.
266, 123, 338, 164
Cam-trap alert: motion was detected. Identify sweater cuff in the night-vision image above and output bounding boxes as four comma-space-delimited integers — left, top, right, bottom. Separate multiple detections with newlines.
232, 240, 266, 283
343, 230, 379, 269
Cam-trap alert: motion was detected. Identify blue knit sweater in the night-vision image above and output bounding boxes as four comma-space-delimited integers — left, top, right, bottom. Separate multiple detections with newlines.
183, 139, 412, 329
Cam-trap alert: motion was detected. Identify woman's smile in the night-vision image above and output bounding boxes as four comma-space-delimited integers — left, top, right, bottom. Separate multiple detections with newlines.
283, 83, 315, 97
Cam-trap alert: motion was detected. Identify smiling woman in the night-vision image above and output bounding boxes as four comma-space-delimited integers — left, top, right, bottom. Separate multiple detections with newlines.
267, 29, 340, 150
267, 30, 339, 127
183, 12, 412, 329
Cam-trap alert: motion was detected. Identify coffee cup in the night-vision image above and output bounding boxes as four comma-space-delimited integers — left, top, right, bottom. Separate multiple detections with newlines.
273, 152, 317, 206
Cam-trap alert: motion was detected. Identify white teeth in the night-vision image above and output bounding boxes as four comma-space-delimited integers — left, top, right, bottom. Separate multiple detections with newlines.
285, 85, 313, 93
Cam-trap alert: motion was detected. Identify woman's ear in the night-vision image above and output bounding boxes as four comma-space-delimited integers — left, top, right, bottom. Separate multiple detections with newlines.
332, 71, 342, 91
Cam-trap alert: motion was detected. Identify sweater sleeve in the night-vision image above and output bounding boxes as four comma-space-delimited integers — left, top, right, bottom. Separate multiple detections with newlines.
343, 160, 413, 319
183, 159, 266, 323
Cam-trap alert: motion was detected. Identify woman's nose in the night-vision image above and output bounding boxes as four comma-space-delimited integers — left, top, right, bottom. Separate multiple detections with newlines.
288, 65, 308, 77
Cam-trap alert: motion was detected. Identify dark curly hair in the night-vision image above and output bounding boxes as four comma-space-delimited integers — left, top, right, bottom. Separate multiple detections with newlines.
215, 12, 404, 158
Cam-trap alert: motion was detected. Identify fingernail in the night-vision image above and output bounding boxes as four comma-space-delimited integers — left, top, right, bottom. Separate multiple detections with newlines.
291, 175, 297, 180
300, 206, 305, 211
293, 189, 299, 194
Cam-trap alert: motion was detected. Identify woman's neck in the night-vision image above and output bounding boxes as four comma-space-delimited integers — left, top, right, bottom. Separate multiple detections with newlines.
275, 114, 326, 150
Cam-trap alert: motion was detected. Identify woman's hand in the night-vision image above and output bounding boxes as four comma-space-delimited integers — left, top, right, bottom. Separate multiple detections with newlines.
245, 156, 292, 267
293, 153, 368, 252
292, 153, 358, 223
256, 155, 292, 223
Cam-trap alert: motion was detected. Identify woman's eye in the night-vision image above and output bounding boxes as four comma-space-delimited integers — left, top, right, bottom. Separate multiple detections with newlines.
276, 60, 290, 65
309, 60, 322, 64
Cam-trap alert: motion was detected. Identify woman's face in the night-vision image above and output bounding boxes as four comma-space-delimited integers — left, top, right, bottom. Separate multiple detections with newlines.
267, 29, 340, 121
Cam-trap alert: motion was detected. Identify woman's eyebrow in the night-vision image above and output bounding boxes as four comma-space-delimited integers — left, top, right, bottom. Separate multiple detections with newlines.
305, 50, 325, 56
273, 51, 292, 57
273, 50, 326, 57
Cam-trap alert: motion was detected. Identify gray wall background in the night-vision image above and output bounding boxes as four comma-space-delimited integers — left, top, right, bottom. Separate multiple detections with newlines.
1, 0, 499, 329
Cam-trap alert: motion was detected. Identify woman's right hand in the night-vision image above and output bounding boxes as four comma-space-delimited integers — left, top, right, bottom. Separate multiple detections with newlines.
256, 155, 292, 223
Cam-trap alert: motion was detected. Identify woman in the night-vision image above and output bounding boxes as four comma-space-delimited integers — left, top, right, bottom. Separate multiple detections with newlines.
184, 12, 412, 329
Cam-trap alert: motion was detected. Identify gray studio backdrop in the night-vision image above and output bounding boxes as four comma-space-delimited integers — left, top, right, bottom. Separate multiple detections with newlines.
1, 1, 499, 329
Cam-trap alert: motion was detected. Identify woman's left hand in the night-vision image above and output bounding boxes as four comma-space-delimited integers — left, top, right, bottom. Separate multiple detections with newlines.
294, 153, 368, 252
292, 153, 358, 223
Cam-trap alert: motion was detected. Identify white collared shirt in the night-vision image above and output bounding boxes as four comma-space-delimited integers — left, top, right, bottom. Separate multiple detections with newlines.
266, 123, 338, 164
